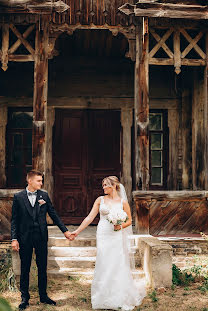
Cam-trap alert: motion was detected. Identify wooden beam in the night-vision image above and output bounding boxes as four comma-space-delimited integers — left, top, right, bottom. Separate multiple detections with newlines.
180, 29, 206, 60
137, 17, 150, 191
32, 21, 49, 173
205, 32, 208, 190
135, 199, 150, 234
9, 24, 35, 56
0, 105, 7, 187
134, 25, 141, 190
173, 29, 181, 74
192, 68, 206, 190
181, 30, 204, 59
119, 3, 208, 20
1, 24, 9, 71
149, 28, 173, 59
149, 28, 174, 59
148, 58, 206, 66
9, 24, 35, 54
181, 88, 192, 190
133, 190, 208, 201
149, 58, 173, 66
8, 55, 34, 61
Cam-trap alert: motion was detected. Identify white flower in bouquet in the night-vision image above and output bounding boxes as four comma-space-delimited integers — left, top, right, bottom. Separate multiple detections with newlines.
107, 209, 128, 226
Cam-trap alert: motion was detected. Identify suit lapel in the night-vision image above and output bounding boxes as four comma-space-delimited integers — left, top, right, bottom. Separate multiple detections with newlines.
35, 190, 41, 216
22, 189, 33, 218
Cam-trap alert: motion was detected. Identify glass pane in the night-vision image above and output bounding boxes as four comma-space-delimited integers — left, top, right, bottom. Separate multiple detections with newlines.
149, 113, 162, 130
151, 150, 162, 166
151, 167, 162, 184
151, 133, 163, 150
10, 111, 33, 129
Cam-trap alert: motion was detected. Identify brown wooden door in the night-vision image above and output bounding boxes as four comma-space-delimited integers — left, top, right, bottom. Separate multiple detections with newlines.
53, 109, 121, 224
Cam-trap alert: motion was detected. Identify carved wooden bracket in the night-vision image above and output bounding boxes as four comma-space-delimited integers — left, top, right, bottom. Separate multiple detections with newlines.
149, 27, 207, 74
109, 26, 136, 61
0, 23, 37, 70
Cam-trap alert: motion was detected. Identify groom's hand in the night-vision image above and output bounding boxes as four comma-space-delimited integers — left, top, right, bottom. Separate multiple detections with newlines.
11, 240, 20, 252
64, 231, 72, 240
69, 231, 78, 241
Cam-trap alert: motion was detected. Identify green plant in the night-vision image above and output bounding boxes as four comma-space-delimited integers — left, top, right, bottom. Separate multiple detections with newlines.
0, 249, 16, 292
198, 279, 208, 293
149, 290, 158, 302
172, 264, 195, 286
0, 297, 13, 311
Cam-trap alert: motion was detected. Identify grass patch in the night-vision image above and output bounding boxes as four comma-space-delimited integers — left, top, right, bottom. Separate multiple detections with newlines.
148, 290, 158, 302
0, 249, 16, 292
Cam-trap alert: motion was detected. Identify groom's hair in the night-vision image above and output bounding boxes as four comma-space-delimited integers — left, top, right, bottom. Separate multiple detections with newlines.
26, 170, 43, 181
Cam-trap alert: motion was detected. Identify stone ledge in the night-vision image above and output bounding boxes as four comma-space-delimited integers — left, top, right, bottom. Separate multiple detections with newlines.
134, 235, 173, 289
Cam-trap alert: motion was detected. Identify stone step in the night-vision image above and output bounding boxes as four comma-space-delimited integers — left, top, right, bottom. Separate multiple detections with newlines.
48, 237, 96, 247
48, 267, 145, 281
48, 246, 97, 257
48, 256, 96, 269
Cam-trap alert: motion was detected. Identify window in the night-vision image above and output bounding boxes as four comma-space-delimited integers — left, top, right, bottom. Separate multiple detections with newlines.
6, 108, 33, 188
149, 110, 168, 189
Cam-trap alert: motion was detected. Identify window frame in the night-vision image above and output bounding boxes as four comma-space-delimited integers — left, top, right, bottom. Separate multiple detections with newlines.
149, 109, 168, 190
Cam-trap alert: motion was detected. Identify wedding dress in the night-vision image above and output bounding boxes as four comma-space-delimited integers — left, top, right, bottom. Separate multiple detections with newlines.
91, 196, 146, 310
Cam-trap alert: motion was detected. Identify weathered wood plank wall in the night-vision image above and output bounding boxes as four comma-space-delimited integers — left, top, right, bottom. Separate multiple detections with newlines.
134, 191, 208, 235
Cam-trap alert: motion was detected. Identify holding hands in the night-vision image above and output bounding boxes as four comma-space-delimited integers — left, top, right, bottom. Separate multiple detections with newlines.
64, 230, 78, 241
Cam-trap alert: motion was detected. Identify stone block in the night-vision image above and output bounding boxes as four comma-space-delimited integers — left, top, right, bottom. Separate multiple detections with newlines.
134, 235, 173, 289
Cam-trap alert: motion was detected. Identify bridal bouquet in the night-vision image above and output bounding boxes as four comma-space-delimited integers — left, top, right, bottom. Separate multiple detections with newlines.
107, 209, 128, 230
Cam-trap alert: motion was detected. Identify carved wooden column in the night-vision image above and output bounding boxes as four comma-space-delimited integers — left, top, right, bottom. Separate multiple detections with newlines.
205, 32, 208, 190
0, 105, 7, 187
32, 21, 49, 174
168, 109, 179, 190
44, 107, 55, 199
121, 108, 133, 201
135, 19, 150, 190
192, 68, 206, 190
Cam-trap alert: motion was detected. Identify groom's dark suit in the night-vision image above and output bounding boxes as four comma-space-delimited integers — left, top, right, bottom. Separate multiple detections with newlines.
11, 189, 68, 301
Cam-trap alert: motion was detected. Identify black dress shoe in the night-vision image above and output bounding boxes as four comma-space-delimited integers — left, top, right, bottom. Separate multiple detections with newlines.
40, 296, 56, 305
19, 301, 29, 310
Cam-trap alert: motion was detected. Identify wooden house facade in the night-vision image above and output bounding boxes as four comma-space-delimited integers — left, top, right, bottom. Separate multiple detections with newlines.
0, 0, 208, 238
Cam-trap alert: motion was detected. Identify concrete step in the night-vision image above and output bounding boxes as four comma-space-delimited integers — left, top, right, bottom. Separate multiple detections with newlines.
48, 246, 97, 257
48, 267, 145, 281
48, 237, 96, 247
48, 256, 96, 269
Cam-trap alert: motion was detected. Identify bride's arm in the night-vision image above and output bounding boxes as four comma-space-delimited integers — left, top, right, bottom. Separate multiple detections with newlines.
70, 197, 101, 239
114, 200, 132, 231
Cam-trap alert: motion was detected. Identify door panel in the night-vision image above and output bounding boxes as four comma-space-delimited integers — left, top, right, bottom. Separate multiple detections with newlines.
88, 110, 121, 213
53, 109, 121, 224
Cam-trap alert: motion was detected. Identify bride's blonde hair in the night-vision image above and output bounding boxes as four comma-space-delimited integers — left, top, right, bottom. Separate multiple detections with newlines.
102, 176, 120, 192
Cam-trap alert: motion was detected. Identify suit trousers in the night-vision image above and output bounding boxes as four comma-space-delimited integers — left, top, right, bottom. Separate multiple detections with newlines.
19, 229, 48, 301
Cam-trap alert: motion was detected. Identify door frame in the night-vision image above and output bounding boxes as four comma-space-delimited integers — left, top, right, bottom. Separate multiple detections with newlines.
45, 106, 133, 223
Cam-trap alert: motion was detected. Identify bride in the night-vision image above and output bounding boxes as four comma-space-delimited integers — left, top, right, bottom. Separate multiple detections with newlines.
69, 176, 146, 310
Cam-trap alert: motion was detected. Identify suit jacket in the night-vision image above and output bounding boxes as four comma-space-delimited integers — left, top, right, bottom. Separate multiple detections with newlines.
11, 189, 68, 244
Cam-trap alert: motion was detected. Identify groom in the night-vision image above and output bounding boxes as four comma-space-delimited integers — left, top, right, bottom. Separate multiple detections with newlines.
11, 170, 71, 310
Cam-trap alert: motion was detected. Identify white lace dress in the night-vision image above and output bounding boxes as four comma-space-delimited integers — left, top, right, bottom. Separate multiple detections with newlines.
91, 196, 146, 310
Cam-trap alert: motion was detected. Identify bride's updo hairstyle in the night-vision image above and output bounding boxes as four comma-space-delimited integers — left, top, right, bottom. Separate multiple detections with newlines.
102, 176, 120, 192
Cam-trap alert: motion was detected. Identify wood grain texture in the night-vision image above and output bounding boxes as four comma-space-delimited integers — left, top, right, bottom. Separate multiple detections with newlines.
32, 21, 48, 173
119, 2, 208, 20
133, 191, 208, 234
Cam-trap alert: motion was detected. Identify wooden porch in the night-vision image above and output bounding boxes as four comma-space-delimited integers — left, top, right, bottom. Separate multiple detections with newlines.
0, 1, 208, 237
